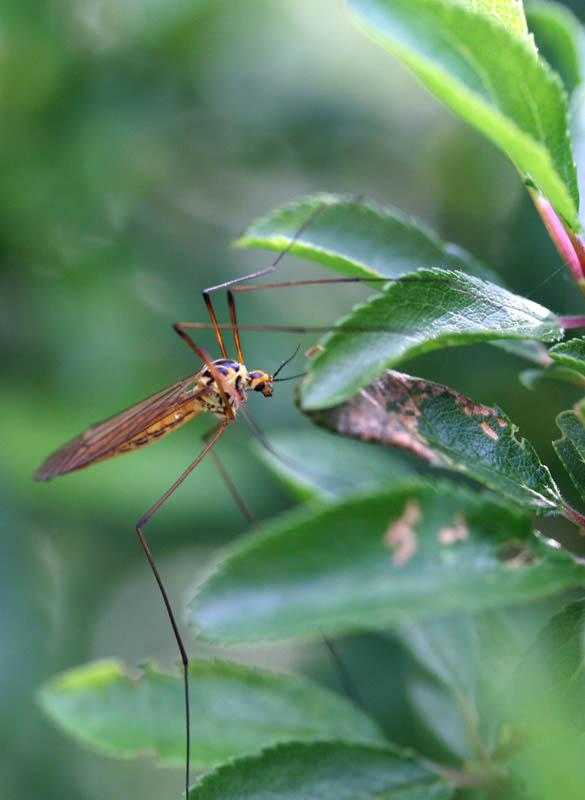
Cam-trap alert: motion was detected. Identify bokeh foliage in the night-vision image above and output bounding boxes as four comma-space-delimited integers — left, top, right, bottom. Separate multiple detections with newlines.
4, 1, 585, 798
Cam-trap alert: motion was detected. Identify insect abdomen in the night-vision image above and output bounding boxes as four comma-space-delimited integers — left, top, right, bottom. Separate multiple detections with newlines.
113, 401, 202, 456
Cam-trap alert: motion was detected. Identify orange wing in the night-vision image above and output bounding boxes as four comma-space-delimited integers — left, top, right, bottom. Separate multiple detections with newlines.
35, 374, 209, 480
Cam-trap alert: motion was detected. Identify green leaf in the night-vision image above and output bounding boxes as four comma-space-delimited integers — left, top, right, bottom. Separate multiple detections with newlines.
553, 409, 585, 504
236, 193, 499, 281
189, 740, 451, 800
507, 732, 585, 800
519, 338, 585, 389
504, 599, 585, 746
399, 608, 550, 761
38, 659, 386, 768
520, 365, 585, 390
457, 0, 530, 41
348, 0, 579, 230
306, 368, 564, 513
527, 1, 584, 95
189, 482, 583, 643
298, 268, 562, 410
256, 427, 417, 501
550, 337, 585, 374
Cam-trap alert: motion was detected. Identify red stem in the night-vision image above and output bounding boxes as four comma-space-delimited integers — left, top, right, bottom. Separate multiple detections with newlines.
530, 191, 585, 284
558, 315, 585, 329
563, 503, 585, 529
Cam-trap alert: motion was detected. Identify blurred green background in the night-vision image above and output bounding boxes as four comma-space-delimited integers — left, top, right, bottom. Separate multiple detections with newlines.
3, 1, 585, 797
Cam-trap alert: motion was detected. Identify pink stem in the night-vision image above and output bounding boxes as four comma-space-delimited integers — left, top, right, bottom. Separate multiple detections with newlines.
531, 191, 585, 283
558, 315, 585, 329
563, 503, 585, 529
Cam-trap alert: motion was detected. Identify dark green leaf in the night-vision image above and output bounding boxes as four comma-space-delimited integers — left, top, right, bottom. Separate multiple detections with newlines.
518, 338, 585, 389
38, 659, 385, 767
307, 369, 564, 513
520, 365, 585, 390
189, 740, 451, 800
298, 269, 562, 409
236, 194, 499, 281
348, 0, 579, 229
189, 482, 583, 643
554, 408, 585, 504
550, 337, 585, 374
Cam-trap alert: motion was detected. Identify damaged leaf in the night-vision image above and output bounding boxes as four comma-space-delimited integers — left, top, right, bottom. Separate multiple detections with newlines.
306, 368, 564, 514
189, 482, 582, 643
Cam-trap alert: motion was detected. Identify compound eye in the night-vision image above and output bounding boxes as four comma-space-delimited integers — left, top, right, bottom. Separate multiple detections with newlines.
254, 380, 265, 393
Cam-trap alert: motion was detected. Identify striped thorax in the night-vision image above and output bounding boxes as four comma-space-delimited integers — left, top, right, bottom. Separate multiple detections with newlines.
197, 358, 274, 418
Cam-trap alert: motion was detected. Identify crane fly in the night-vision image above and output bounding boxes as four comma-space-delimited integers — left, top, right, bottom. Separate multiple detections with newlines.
34, 204, 327, 799
34, 198, 472, 795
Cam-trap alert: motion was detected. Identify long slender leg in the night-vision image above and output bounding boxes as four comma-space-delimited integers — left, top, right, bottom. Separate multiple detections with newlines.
176, 274, 402, 339
203, 422, 257, 525
202, 203, 330, 362
225, 275, 380, 363
135, 420, 228, 800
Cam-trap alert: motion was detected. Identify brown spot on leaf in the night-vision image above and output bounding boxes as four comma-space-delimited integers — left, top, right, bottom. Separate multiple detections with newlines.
306, 369, 507, 468
438, 512, 468, 545
480, 420, 499, 441
304, 344, 324, 358
456, 396, 498, 417
383, 499, 421, 566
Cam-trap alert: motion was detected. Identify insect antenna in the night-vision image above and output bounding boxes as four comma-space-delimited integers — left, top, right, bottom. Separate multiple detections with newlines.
272, 344, 301, 379
273, 372, 306, 383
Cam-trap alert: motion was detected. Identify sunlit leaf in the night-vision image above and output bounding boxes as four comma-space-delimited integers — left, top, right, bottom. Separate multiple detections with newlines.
348, 0, 579, 229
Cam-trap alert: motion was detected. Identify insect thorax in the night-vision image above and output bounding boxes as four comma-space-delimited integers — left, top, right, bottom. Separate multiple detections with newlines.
196, 359, 251, 418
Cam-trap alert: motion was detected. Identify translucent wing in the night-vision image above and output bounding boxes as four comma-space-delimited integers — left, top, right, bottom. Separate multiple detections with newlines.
35, 374, 207, 480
